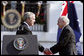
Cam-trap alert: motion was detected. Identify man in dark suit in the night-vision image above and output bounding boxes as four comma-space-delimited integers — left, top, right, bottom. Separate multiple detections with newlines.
44, 16, 77, 55
16, 12, 44, 53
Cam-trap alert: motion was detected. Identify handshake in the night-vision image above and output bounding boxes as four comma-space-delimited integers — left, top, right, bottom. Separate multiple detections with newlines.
43, 48, 53, 55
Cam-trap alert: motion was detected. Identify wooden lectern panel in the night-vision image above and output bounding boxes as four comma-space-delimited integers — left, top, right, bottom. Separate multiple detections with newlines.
2, 35, 39, 55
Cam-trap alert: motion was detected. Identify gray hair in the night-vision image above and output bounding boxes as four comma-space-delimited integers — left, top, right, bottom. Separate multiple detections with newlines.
59, 16, 70, 25
24, 12, 35, 21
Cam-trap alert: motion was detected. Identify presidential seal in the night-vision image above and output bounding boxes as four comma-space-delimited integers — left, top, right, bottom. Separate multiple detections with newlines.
2, 9, 21, 29
13, 37, 28, 50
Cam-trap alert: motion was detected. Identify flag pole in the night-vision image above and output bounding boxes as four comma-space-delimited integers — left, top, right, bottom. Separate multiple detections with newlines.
2, 1, 8, 18
36, 1, 42, 18
21, 1, 25, 18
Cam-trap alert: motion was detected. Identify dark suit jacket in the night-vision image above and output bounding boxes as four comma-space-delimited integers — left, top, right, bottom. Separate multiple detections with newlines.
50, 25, 77, 55
16, 23, 44, 52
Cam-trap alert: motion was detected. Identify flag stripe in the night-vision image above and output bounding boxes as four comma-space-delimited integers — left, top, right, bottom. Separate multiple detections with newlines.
61, 1, 68, 16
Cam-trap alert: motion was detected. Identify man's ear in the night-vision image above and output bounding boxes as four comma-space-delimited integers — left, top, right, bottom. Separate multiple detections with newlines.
63, 21, 66, 25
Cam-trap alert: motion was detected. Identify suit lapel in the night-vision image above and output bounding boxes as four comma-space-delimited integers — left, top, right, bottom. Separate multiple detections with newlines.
59, 25, 68, 40
23, 23, 32, 34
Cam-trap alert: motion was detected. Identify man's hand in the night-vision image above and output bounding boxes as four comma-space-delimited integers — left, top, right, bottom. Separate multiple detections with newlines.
43, 48, 53, 55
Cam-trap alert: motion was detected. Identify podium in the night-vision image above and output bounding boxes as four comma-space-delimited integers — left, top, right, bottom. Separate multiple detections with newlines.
2, 35, 39, 55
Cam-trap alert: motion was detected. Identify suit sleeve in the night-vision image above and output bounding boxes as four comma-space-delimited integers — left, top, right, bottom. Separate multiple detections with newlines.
50, 29, 71, 54
38, 43, 44, 52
